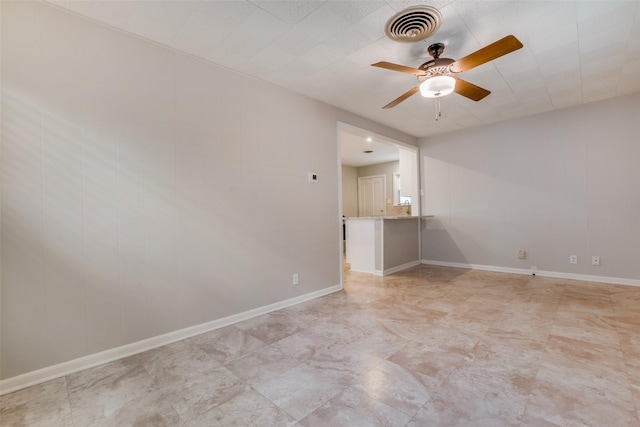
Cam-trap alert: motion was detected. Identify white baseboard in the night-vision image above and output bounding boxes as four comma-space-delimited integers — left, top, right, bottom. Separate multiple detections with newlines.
350, 260, 421, 276
0, 284, 342, 396
382, 260, 421, 276
421, 259, 640, 287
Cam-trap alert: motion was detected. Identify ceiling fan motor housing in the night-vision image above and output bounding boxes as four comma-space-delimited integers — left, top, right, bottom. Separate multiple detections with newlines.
418, 57, 454, 82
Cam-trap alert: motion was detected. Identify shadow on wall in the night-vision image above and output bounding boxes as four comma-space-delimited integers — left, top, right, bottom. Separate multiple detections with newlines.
420, 218, 469, 265
0, 85, 297, 379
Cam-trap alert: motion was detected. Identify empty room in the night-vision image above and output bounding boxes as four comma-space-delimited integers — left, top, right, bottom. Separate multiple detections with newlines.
1, 1, 639, 426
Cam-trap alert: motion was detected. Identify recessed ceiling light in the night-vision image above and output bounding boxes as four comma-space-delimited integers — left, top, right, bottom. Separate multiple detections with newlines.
366, 137, 372, 142
364, 150, 373, 154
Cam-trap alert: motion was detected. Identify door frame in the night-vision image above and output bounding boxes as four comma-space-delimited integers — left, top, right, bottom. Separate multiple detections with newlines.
337, 122, 421, 289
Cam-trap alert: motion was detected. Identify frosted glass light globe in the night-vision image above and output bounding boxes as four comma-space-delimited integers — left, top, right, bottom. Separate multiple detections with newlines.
419, 76, 456, 98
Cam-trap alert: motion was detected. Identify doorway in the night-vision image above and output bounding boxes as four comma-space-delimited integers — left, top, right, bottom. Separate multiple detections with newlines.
338, 122, 421, 285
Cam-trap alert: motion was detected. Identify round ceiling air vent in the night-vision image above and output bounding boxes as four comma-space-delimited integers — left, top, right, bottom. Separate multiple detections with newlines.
385, 5, 442, 43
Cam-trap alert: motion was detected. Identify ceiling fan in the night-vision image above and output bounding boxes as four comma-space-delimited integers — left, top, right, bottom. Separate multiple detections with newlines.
372, 35, 523, 109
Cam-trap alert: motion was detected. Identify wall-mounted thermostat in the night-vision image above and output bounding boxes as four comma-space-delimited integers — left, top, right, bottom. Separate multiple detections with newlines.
308, 172, 318, 182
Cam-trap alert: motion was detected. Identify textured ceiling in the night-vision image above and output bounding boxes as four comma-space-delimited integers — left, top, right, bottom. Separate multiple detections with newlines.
341, 127, 400, 167
47, 0, 640, 138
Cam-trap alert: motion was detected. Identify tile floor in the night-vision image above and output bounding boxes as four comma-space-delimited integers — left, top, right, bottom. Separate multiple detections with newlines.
2, 265, 640, 426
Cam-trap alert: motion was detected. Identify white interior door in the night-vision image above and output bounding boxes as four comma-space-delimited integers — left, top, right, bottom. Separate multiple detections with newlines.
358, 175, 385, 217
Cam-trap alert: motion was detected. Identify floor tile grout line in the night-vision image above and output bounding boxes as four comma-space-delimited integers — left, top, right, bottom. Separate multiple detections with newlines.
514, 279, 567, 424
64, 375, 77, 427
607, 284, 640, 423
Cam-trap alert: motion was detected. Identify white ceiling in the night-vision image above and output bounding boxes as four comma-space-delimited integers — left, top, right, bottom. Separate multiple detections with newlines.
47, 0, 640, 138
341, 127, 400, 167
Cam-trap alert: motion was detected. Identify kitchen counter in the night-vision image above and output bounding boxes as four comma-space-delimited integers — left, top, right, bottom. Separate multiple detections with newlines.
345, 216, 420, 276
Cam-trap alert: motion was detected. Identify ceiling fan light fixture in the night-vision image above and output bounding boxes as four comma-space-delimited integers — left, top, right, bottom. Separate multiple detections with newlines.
419, 75, 456, 98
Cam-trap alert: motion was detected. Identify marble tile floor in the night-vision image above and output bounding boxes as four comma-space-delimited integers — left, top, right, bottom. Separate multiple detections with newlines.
2, 265, 640, 426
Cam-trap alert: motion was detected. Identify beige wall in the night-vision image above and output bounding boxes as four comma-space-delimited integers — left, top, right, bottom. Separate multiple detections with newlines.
0, 2, 416, 379
341, 165, 358, 218
357, 160, 399, 213
420, 92, 640, 281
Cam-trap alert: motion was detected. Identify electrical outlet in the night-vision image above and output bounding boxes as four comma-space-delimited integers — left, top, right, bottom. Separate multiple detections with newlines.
592, 256, 600, 266
518, 250, 526, 260
292, 273, 299, 285
570, 255, 578, 264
